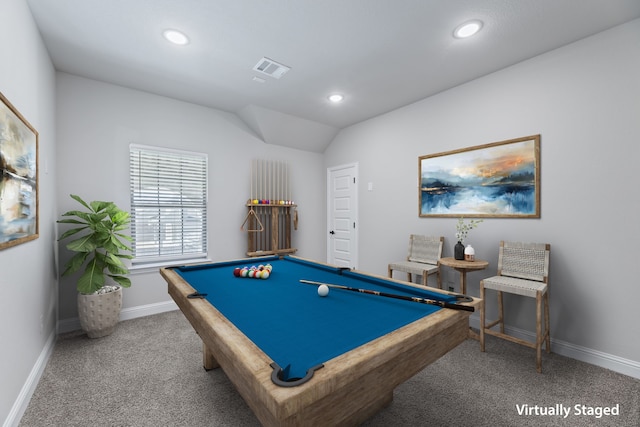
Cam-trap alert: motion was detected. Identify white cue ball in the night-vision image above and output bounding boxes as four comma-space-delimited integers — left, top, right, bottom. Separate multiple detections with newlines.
317, 284, 329, 297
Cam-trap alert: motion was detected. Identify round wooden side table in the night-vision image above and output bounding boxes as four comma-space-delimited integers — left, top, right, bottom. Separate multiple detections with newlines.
438, 257, 489, 295
439, 257, 489, 340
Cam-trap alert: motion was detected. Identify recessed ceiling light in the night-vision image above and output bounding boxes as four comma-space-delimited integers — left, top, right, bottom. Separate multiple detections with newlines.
453, 20, 483, 39
328, 94, 344, 103
163, 29, 190, 45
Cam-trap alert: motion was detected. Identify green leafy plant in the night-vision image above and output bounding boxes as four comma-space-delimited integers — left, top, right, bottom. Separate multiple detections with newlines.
58, 194, 133, 294
455, 217, 483, 243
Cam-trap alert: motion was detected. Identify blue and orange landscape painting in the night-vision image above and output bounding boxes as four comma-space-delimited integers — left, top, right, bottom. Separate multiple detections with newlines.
419, 137, 539, 217
1, 94, 38, 248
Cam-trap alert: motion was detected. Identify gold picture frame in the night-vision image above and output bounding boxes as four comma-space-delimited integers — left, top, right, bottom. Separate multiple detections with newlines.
0, 92, 39, 249
419, 135, 540, 218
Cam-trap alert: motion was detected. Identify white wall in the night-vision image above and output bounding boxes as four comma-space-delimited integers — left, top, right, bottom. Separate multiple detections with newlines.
325, 19, 640, 370
0, 0, 57, 425
55, 74, 326, 321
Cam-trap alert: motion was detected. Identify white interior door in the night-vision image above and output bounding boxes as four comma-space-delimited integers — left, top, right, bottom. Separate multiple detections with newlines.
327, 163, 358, 269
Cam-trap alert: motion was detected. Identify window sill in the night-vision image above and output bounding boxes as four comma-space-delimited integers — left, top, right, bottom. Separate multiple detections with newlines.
129, 258, 212, 275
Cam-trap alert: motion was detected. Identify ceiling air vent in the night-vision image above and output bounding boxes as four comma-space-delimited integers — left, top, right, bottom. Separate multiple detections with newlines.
253, 57, 290, 79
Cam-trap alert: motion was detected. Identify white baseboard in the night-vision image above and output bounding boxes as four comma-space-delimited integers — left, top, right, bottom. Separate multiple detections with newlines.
119, 300, 179, 321
57, 300, 178, 334
469, 316, 640, 379
3, 331, 56, 427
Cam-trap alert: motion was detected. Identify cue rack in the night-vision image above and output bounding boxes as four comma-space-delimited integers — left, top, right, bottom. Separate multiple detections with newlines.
242, 159, 298, 257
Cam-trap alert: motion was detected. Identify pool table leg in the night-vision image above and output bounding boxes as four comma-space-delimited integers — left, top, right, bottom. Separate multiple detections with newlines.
355, 391, 393, 425
203, 342, 220, 371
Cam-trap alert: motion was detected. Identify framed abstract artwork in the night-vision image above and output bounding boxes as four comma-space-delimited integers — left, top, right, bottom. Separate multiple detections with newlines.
419, 135, 540, 218
0, 92, 39, 249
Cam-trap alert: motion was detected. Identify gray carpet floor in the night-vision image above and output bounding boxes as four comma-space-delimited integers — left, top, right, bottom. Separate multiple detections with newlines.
19, 310, 640, 427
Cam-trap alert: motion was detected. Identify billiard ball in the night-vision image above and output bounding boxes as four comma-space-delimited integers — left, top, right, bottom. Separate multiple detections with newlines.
233, 268, 241, 277
260, 270, 270, 279
318, 284, 329, 297
241, 269, 249, 277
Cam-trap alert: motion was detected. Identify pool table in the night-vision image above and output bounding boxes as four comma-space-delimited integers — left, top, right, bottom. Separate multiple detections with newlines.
160, 255, 479, 426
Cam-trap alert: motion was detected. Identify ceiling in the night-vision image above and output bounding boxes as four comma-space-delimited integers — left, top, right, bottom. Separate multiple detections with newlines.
26, 0, 640, 152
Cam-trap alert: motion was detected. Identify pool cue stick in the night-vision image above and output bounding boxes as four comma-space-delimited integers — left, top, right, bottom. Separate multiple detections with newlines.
299, 280, 474, 312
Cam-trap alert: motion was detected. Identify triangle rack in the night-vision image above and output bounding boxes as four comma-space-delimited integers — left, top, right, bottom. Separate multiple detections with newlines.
240, 206, 264, 232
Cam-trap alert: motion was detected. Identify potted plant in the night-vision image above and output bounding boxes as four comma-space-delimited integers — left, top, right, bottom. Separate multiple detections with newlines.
58, 194, 133, 338
454, 217, 483, 260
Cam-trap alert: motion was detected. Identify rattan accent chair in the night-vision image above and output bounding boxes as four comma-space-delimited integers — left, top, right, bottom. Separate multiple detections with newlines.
480, 241, 551, 373
388, 235, 444, 288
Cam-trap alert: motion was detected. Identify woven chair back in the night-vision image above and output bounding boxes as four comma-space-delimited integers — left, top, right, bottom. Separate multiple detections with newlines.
498, 241, 550, 282
407, 235, 443, 265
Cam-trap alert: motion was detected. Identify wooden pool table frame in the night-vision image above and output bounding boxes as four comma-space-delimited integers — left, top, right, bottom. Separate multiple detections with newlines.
160, 257, 480, 426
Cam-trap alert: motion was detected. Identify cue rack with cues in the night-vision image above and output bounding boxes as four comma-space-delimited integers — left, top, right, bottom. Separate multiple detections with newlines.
242, 159, 298, 257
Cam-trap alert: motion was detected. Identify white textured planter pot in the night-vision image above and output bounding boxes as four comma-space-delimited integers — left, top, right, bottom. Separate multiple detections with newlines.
77, 286, 122, 338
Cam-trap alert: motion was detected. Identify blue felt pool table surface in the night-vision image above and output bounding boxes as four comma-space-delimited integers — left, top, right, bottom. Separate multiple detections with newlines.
173, 255, 460, 381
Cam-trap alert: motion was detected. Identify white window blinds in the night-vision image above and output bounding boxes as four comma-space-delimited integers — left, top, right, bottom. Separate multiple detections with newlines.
129, 144, 208, 264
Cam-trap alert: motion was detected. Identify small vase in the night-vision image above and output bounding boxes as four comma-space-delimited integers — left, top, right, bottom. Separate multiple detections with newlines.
454, 241, 465, 260
464, 244, 475, 261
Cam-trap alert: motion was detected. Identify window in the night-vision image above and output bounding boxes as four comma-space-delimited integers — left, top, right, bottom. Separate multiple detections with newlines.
129, 144, 207, 265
